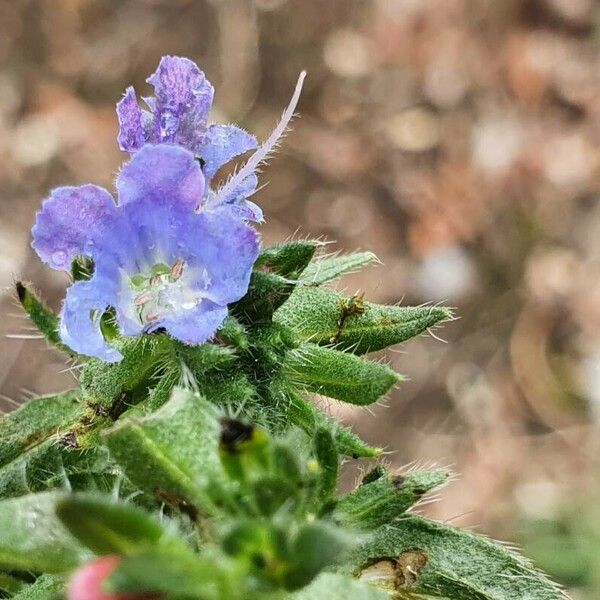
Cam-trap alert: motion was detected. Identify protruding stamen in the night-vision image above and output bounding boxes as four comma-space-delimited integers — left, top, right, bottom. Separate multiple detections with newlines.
134, 291, 152, 306
170, 258, 185, 281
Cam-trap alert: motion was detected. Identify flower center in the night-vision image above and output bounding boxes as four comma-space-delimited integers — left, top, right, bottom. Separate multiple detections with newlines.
129, 259, 197, 326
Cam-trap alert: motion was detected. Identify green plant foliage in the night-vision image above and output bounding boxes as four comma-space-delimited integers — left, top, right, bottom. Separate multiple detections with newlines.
102, 388, 221, 512
300, 252, 378, 285
285, 343, 402, 405
254, 240, 320, 279
276, 286, 451, 355
351, 516, 565, 599
14, 282, 74, 357
335, 467, 448, 530
0, 492, 90, 573
0, 241, 562, 600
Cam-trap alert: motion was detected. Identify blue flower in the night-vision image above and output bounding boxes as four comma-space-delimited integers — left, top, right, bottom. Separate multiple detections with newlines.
32, 144, 260, 362
117, 56, 306, 223
117, 56, 262, 221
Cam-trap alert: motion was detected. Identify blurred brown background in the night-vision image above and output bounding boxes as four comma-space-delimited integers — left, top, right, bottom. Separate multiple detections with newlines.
2, 0, 600, 596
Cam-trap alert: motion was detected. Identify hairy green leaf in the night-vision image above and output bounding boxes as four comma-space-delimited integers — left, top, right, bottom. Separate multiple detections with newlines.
15, 282, 75, 357
0, 391, 83, 499
285, 344, 402, 405
276, 286, 451, 354
11, 575, 65, 600
0, 492, 89, 573
314, 428, 339, 503
255, 240, 320, 279
56, 495, 174, 556
300, 252, 378, 286
351, 516, 565, 600
232, 271, 296, 323
292, 573, 387, 600
336, 468, 448, 530
103, 388, 222, 513
285, 391, 381, 458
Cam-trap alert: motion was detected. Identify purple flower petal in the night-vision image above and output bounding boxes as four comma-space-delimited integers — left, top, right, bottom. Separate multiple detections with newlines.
161, 300, 228, 346
116, 87, 147, 152
116, 144, 204, 210
199, 124, 257, 180
60, 272, 123, 362
147, 56, 214, 149
180, 209, 260, 304
32, 184, 117, 271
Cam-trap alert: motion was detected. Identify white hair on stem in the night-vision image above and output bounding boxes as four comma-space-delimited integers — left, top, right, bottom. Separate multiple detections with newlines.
214, 70, 306, 204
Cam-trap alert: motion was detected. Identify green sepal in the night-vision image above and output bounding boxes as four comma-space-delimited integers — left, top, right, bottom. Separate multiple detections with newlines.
231, 271, 296, 323
102, 388, 222, 514
56, 495, 177, 556
285, 391, 381, 458
71, 256, 94, 281
335, 467, 448, 530
285, 343, 402, 405
0, 492, 90, 573
351, 516, 565, 599
300, 251, 378, 285
14, 282, 75, 357
215, 315, 250, 350
276, 286, 452, 354
255, 240, 321, 279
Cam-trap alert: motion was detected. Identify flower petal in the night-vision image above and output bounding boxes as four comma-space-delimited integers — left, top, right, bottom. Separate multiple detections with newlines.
32, 184, 117, 271
147, 56, 214, 149
116, 87, 147, 152
60, 273, 122, 362
199, 124, 257, 180
180, 209, 260, 304
116, 144, 204, 210
162, 300, 228, 346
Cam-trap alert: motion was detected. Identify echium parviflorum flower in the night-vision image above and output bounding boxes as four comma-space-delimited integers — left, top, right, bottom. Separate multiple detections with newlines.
116, 55, 305, 222
31, 56, 305, 363
31, 144, 260, 362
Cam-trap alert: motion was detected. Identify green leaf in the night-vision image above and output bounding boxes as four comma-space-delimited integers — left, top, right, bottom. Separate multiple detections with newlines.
275, 286, 451, 354
80, 335, 171, 412
108, 550, 242, 600
285, 344, 402, 405
14, 282, 75, 357
56, 495, 173, 555
231, 271, 296, 323
0, 391, 83, 499
0, 573, 27, 595
283, 522, 351, 590
103, 388, 222, 513
314, 428, 339, 503
300, 252, 378, 286
285, 391, 381, 458
12, 575, 65, 600
0, 492, 89, 573
0, 391, 81, 467
292, 573, 387, 600
351, 516, 565, 600
335, 468, 448, 530
255, 240, 320, 279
